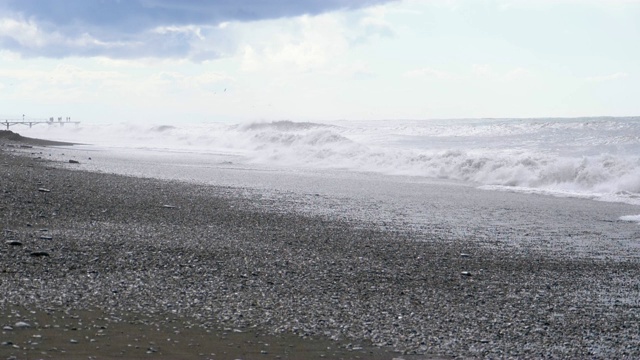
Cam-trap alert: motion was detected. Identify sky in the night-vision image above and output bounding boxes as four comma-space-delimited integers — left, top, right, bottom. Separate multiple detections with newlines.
0, 0, 638, 124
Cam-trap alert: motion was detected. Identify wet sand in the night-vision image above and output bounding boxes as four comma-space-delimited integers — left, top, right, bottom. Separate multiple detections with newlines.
1, 139, 639, 359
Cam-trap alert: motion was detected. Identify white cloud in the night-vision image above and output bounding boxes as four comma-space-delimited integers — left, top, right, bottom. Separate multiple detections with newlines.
404, 65, 531, 83
472, 64, 492, 77
238, 14, 350, 73
152, 25, 205, 40
358, 5, 397, 39
327, 61, 375, 78
585, 72, 629, 82
404, 67, 458, 80
0, 17, 54, 48
1, 0, 396, 59
504, 67, 531, 81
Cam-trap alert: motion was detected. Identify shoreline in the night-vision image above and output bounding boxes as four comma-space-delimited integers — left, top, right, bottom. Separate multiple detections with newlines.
1, 141, 639, 358
0, 130, 77, 147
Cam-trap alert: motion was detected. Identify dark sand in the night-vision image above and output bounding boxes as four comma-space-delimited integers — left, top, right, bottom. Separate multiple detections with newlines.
1, 137, 639, 359
0, 130, 75, 147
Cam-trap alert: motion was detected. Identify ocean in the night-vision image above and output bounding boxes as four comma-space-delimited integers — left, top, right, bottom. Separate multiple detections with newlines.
16, 117, 640, 203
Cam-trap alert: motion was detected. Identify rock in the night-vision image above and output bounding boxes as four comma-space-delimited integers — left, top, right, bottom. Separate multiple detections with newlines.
461, 253, 471, 258
3, 326, 13, 331
70, 339, 79, 344
461, 271, 472, 276
40, 235, 53, 240
6, 241, 22, 246
14, 321, 31, 328
162, 205, 177, 209
30, 251, 50, 257
1, 341, 13, 346
69, 160, 80, 164
37, 188, 51, 193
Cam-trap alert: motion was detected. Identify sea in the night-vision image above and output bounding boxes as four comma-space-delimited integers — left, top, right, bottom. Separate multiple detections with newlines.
14, 117, 640, 258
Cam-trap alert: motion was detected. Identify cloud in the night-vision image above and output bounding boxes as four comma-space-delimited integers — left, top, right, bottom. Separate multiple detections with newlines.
0, 0, 396, 59
404, 67, 458, 80
240, 14, 352, 73
472, 64, 492, 77
585, 72, 629, 82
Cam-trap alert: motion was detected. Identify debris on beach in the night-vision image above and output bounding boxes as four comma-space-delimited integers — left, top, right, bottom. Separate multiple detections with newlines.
69, 159, 80, 164
37, 187, 51, 193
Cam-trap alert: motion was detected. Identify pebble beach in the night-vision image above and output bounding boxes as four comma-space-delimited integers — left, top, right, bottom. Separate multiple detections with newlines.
1, 135, 639, 359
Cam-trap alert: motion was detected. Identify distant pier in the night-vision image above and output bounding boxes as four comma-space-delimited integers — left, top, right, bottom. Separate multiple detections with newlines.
2, 117, 80, 130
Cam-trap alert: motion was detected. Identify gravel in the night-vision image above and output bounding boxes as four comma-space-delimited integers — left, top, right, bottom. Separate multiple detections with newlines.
1, 143, 639, 359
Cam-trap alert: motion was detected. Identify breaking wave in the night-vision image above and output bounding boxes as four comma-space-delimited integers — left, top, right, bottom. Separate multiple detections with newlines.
15, 117, 640, 205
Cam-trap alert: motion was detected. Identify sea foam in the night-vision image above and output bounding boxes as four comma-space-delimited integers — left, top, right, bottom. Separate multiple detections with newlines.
15, 117, 640, 205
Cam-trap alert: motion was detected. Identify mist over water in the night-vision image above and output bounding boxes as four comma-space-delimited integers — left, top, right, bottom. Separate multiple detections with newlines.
17, 117, 640, 205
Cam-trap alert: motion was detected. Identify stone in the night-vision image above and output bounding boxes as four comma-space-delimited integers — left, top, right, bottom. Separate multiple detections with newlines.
30, 251, 50, 257
14, 321, 31, 328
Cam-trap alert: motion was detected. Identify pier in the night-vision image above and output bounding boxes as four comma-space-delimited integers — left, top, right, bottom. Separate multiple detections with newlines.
2, 117, 80, 130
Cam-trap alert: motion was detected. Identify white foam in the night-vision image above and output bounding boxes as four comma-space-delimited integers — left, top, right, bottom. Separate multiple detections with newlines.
619, 215, 640, 222
14, 117, 640, 205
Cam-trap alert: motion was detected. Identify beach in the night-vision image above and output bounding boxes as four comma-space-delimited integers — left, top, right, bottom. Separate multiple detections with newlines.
1, 138, 639, 359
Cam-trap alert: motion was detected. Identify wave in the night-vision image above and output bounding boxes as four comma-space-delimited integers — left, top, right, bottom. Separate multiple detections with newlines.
237, 120, 331, 132
620, 215, 640, 222
15, 118, 640, 205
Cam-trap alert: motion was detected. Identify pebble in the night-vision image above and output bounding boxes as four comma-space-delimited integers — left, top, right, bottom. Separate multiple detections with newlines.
30, 251, 50, 257
14, 321, 31, 328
